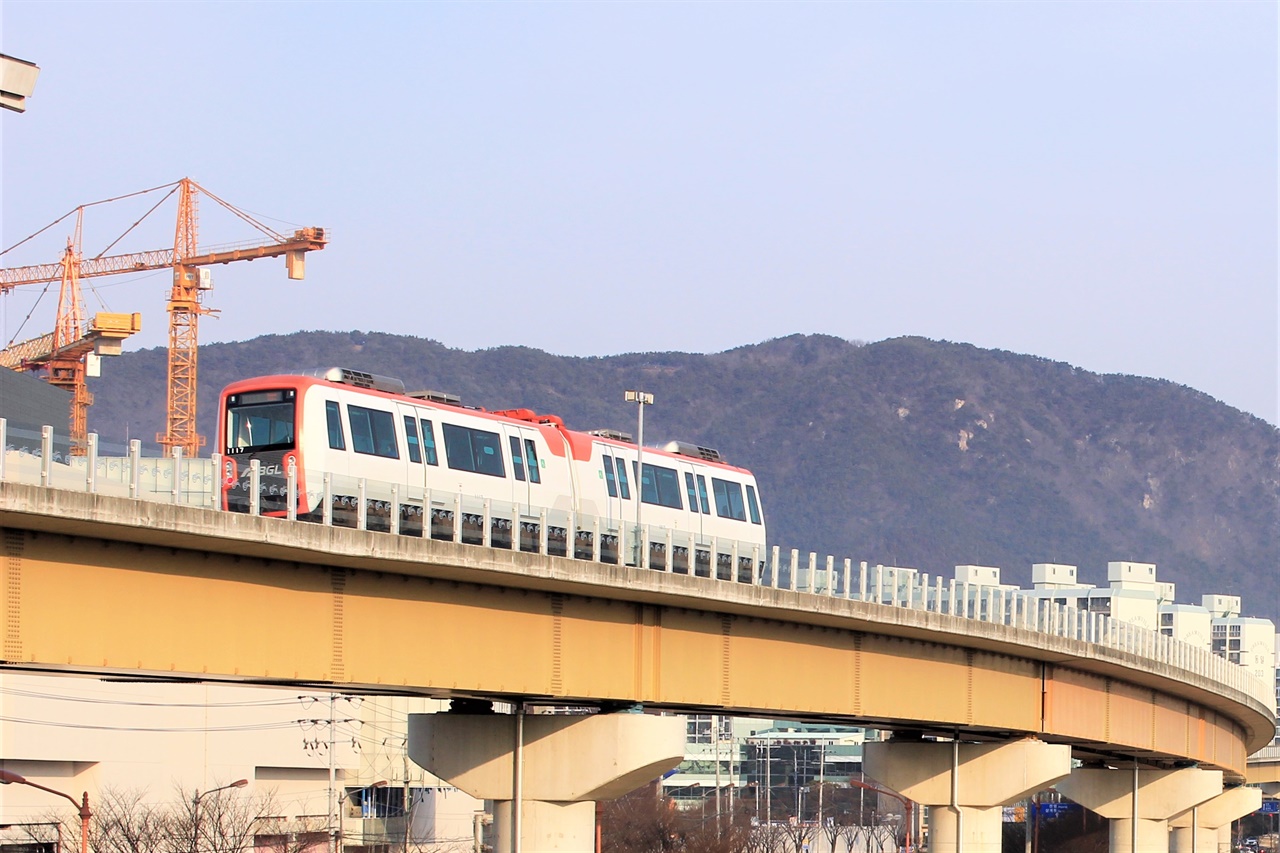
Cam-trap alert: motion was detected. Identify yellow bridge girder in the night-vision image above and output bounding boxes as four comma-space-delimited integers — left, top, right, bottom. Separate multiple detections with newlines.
0, 482, 1271, 780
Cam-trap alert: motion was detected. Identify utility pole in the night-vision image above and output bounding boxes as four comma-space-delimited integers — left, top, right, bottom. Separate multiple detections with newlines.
328, 694, 338, 853
714, 717, 722, 837
765, 739, 772, 828
624, 390, 653, 567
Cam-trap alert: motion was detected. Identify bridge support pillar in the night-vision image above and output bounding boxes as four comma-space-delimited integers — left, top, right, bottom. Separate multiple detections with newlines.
1169, 787, 1261, 853
407, 711, 685, 853
1056, 766, 1223, 853
863, 738, 1073, 853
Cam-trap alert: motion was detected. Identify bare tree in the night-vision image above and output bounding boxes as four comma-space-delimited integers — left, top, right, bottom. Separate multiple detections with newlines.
88, 788, 173, 853
601, 787, 680, 853
836, 823, 859, 853
159, 783, 285, 853
867, 823, 898, 853
753, 823, 790, 853
778, 820, 813, 853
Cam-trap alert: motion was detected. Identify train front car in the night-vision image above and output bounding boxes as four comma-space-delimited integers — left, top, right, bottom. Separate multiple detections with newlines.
218, 378, 305, 515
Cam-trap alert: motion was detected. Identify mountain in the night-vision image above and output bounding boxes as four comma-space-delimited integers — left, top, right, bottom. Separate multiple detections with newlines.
83, 332, 1280, 621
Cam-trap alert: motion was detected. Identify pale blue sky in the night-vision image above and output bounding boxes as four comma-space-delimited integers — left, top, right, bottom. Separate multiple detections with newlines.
1, 1, 1276, 422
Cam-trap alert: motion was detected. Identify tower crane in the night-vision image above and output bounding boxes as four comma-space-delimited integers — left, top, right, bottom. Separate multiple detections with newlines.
0, 215, 141, 453
0, 178, 327, 456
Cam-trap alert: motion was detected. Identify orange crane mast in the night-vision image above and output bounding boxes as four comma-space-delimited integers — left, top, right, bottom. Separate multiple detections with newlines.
0, 178, 327, 456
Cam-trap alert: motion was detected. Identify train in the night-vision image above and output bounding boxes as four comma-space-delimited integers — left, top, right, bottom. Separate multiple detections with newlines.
218, 368, 766, 576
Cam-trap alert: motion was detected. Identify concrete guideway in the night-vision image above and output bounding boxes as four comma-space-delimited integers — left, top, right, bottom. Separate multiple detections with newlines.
0, 481, 1272, 778
2, 480, 1278, 853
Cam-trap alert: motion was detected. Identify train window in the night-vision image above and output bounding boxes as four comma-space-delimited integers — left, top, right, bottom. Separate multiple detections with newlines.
419, 419, 438, 466
695, 475, 710, 514
325, 401, 345, 451
226, 394, 296, 453
443, 424, 506, 478
509, 436, 526, 482
712, 478, 747, 521
685, 473, 700, 513
615, 457, 631, 500
746, 484, 762, 525
404, 416, 423, 463
349, 405, 399, 459
524, 439, 541, 484
637, 463, 682, 509
603, 454, 617, 497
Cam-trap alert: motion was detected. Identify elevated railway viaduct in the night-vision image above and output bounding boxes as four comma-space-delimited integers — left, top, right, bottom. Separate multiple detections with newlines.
1, 480, 1274, 853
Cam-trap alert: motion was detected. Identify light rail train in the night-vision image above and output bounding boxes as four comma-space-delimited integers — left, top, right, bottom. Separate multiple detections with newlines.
218, 368, 766, 576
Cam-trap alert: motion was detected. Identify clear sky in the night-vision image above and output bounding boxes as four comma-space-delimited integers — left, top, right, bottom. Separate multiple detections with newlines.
1, 1, 1276, 423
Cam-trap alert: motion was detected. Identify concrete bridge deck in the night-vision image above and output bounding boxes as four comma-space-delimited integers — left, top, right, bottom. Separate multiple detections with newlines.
0, 477, 1273, 782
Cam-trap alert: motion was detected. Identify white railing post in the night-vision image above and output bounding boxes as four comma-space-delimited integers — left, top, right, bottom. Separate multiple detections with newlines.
770, 546, 780, 587
482, 499, 492, 548
249, 460, 262, 516
842, 559, 852, 599
788, 550, 799, 591
210, 453, 223, 509
860, 562, 869, 602
323, 473, 333, 526
453, 493, 463, 543
288, 460, 300, 522
665, 528, 674, 573
128, 439, 141, 498
357, 479, 368, 530
875, 566, 884, 605
825, 556, 835, 596
568, 511, 578, 558
40, 425, 53, 486
389, 484, 399, 534
807, 552, 817, 593
591, 518, 600, 562
86, 433, 98, 494
170, 446, 183, 504
539, 511, 548, 554
752, 546, 761, 585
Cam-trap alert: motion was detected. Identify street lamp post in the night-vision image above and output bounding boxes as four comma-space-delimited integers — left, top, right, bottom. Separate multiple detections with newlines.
623, 390, 653, 568
0, 770, 91, 853
190, 778, 249, 853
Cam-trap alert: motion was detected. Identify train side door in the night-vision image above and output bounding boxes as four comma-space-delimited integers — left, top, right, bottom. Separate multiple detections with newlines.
677, 461, 707, 541
395, 403, 430, 532
504, 425, 543, 515
593, 441, 625, 532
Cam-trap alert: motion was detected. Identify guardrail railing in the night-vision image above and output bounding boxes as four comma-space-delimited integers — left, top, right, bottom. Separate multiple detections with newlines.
2, 419, 1276, 722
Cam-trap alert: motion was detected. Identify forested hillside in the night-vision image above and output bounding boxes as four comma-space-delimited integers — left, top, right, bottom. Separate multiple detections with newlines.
83, 332, 1280, 619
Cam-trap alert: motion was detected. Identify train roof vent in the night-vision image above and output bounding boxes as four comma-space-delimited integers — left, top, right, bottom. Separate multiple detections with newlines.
305, 367, 406, 395
407, 389, 462, 406
663, 440, 725, 463
588, 428, 634, 443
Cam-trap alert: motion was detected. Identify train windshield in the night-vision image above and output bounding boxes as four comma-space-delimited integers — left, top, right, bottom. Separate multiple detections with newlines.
225, 389, 296, 453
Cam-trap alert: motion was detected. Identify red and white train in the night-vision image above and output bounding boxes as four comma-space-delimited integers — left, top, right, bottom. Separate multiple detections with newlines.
218, 368, 766, 574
